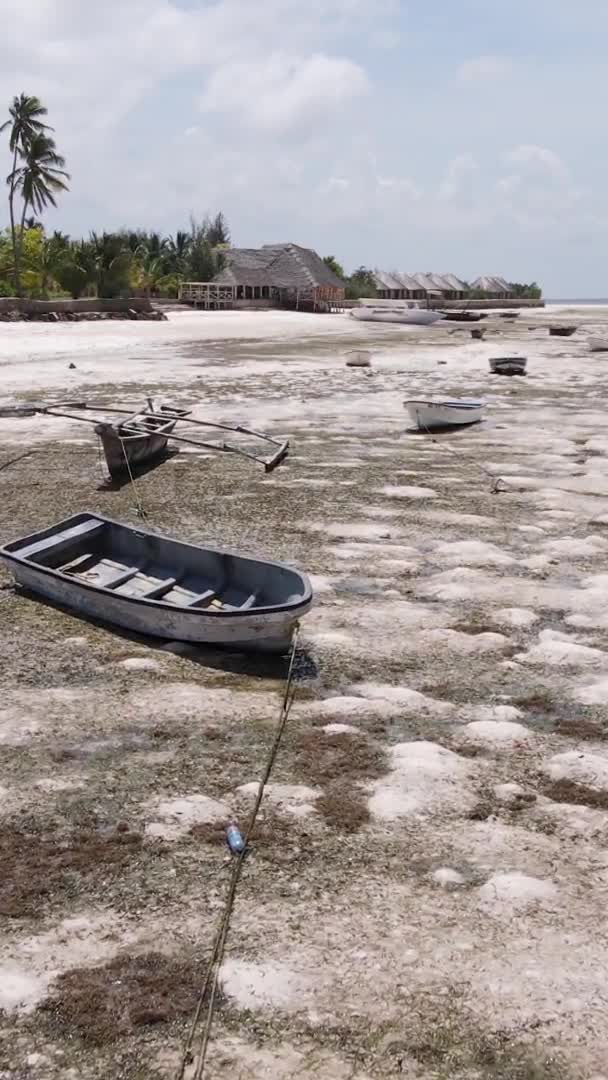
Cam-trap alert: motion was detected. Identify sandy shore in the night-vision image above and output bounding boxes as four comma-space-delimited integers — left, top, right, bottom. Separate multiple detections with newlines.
2, 306, 608, 1078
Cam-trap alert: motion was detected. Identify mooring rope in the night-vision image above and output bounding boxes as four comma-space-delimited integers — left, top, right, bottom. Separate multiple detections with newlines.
175, 628, 301, 1080
417, 417, 506, 493
119, 435, 149, 520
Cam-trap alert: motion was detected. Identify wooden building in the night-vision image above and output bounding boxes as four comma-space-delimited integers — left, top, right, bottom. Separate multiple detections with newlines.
180, 243, 345, 311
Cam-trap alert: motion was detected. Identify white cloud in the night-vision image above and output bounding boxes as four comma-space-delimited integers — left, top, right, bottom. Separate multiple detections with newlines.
457, 55, 513, 82
504, 144, 568, 179
437, 153, 479, 201
199, 53, 369, 134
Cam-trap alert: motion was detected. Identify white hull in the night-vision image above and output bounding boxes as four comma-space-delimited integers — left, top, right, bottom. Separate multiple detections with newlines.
351, 308, 444, 327
404, 399, 485, 430
589, 338, 608, 353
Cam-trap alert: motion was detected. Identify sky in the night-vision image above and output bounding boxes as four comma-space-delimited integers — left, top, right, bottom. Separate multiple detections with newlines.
0, 0, 606, 295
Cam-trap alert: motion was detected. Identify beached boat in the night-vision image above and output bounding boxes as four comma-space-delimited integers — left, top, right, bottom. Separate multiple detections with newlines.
440, 311, 486, 323
0, 513, 312, 652
549, 325, 577, 337
489, 357, 527, 376
404, 399, 485, 430
95, 404, 189, 480
36, 400, 289, 475
589, 337, 608, 352
351, 306, 444, 327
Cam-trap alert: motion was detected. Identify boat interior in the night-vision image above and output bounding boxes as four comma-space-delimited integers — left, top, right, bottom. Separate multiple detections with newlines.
3, 515, 307, 612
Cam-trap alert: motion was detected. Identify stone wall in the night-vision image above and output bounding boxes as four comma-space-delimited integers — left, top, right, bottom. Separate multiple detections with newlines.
0, 296, 152, 315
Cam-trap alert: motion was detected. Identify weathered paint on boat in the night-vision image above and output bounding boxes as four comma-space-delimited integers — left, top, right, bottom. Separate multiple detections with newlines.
0, 513, 312, 652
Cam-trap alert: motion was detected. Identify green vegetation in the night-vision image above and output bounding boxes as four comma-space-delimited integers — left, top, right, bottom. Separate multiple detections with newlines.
344, 265, 378, 300
0, 93, 229, 300
1, 94, 69, 295
323, 254, 345, 279
509, 280, 542, 299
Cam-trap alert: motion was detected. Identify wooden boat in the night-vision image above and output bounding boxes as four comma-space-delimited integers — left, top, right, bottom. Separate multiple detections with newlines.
549, 325, 577, 337
404, 399, 485, 430
350, 306, 444, 327
489, 356, 527, 376
36, 400, 289, 475
95, 404, 189, 480
440, 311, 486, 323
589, 337, 608, 352
345, 350, 372, 367
0, 513, 313, 652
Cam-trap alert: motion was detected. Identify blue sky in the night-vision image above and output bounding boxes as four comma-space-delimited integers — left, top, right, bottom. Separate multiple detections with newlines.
1, 0, 606, 294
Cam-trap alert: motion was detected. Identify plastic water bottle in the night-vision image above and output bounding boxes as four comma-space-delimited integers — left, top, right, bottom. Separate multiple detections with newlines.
226, 823, 246, 854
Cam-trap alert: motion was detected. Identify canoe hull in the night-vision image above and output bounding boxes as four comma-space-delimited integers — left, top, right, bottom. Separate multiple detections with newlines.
95, 413, 181, 480
1, 513, 312, 653
404, 400, 484, 430
589, 338, 608, 353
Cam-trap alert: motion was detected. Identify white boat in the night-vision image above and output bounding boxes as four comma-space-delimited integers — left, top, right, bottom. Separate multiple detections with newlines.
589, 337, 608, 353
0, 513, 312, 653
351, 305, 444, 327
404, 399, 485, 430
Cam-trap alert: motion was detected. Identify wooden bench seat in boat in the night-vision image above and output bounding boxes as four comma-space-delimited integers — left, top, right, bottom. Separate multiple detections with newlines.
18, 520, 105, 562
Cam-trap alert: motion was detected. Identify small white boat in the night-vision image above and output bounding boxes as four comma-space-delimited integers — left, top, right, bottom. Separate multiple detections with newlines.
404, 399, 485, 430
351, 306, 444, 327
589, 337, 608, 353
0, 513, 313, 653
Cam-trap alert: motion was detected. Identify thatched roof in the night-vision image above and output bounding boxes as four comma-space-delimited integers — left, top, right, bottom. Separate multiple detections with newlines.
471, 275, 513, 294
213, 243, 344, 290
373, 270, 466, 294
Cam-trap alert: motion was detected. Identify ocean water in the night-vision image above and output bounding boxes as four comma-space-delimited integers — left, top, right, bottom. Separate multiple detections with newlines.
547, 298, 608, 305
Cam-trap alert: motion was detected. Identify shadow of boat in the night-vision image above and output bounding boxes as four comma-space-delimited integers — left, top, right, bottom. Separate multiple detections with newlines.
96, 448, 180, 491
11, 585, 318, 680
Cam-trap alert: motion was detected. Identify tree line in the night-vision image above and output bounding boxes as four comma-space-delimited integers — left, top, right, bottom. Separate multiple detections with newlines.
0, 94, 229, 299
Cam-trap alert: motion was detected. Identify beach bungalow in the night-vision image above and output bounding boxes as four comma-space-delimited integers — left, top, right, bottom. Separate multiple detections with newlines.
470, 275, 513, 299
372, 270, 467, 302
179, 243, 345, 311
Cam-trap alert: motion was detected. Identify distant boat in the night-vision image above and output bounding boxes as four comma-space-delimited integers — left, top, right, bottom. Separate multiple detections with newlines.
0, 513, 313, 653
589, 337, 608, 352
489, 356, 527, 376
440, 311, 486, 323
351, 306, 444, 327
549, 326, 577, 337
404, 399, 485, 430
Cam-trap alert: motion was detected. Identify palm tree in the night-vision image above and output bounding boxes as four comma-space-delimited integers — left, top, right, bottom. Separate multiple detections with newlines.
86, 232, 132, 298
11, 132, 70, 286
21, 230, 69, 297
1, 94, 51, 294
167, 230, 191, 275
